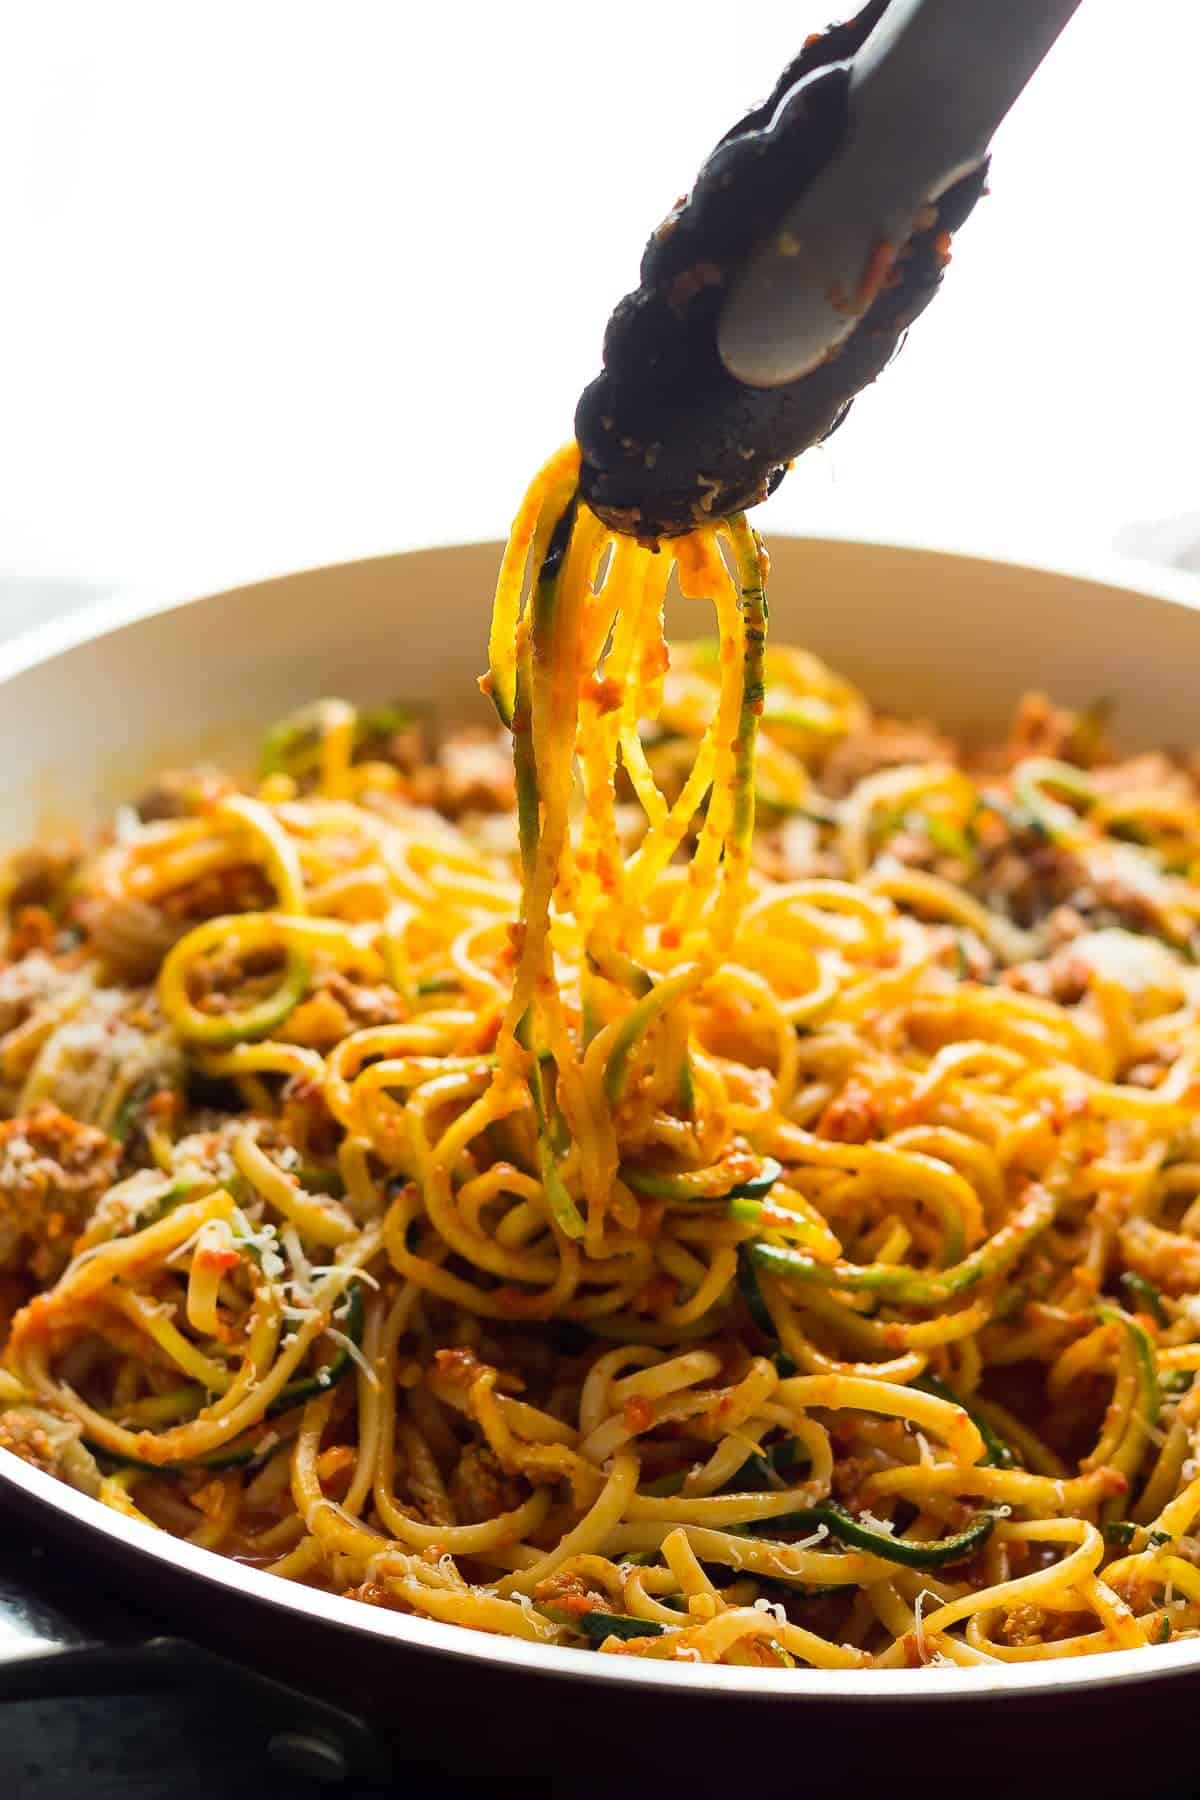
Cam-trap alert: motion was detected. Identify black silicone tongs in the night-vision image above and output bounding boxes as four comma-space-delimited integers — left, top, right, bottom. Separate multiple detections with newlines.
575, 0, 1082, 539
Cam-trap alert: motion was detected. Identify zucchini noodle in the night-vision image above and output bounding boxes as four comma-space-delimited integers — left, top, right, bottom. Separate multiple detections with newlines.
3, 444, 1200, 1671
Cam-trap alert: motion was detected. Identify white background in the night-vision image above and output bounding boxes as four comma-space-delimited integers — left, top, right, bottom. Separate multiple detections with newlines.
0, 0, 1195, 612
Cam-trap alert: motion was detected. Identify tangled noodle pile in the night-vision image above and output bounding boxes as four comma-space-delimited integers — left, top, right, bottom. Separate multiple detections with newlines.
5, 445, 1200, 1668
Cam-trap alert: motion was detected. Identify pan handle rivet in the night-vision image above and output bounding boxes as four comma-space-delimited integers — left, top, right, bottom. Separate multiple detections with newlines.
267, 1730, 349, 1784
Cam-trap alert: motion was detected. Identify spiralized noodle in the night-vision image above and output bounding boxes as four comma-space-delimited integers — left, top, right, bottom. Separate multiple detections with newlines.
4, 445, 1200, 1669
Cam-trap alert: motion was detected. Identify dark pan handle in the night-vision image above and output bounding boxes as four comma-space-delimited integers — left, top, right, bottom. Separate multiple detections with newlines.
0, 1556, 381, 1787
0, 1560, 95, 1668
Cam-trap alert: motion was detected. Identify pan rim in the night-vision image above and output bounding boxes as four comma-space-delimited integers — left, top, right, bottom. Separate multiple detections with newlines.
7, 1446, 1200, 1701
0, 528, 1196, 696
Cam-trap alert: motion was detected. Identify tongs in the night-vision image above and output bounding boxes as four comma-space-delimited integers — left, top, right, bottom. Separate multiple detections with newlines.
575, 0, 1082, 538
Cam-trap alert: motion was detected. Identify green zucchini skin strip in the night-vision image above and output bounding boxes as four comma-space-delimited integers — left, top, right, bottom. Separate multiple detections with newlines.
737, 1243, 776, 1336
489, 476, 577, 729
516, 1012, 585, 1242
127, 1172, 207, 1233
1118, 1271, 1167, 1328
677, 1054, 696, 1121
761, 698, 841, 736
577, 1611, 668, 1644
88, 1432, 273, 1475
736, 1269, 1017, 1476
260, 704, 333, 780
1012, 757, 1095, 841
356, 704, 418, 744
510, 492, 577, 880
261, 702, 415, 780
746, 1501, 994, 1569
719, 1159, 782, 1200
1102, 1520, 1170, 1550
506, 494, 585, 1243
534, 1130, 585, 1241
112, 1077, 181, 1146
728, 1434, 808, 1491
76, 1171, 209, 1263
95, 1284, 370, 1467
1095, 1305, 1157, 1528
749, 1183, 1055, 1307
603, 966, 705, 1110
621, 1157, 781, 1203
585, 939, 653, 999
532, 490, 579, 670
267, 1281, 367, 1416
1097, 1302, 1161, 1430
729, 1195, 827, 1253
512, 655, 539, 883
295, 1164, 347, 1197
921, 813, 975, 864
913, 1374, 1016, 1469
195, 953, 312, 1048
726, 515, 768, 864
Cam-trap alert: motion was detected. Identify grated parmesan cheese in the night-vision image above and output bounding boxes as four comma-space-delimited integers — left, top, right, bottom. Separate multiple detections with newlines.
280, 1223, 313, 1302
781, 1522, 828, 1551
114, 805, 142, 845
324, 1326, 380, 1390
912, 1587, 941, 1665
305, 1263, 381, 1292
0, 1136, 37, 1183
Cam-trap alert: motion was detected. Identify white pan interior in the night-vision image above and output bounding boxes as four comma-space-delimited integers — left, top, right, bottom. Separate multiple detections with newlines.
2, 533, 1200, 845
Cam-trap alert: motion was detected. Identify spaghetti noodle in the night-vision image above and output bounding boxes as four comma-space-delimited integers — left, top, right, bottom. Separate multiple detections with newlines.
3, 445, 1200, 1669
